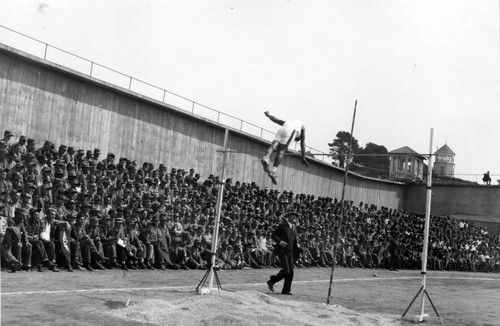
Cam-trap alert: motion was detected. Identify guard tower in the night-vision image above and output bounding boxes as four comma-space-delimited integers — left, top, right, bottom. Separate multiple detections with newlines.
389, 146, 426, 182
433, 144, 455, 178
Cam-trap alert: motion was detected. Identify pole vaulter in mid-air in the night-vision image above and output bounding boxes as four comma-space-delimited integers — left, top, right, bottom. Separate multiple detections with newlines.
260, 111, 309, 184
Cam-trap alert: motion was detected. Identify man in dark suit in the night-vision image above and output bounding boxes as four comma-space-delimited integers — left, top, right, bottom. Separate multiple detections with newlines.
266, 211, 301, 295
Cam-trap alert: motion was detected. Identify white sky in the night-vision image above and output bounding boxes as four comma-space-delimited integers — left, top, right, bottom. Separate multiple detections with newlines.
1, 0, 499, 182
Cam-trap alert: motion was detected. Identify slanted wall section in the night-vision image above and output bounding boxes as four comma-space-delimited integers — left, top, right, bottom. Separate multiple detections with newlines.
0, 44, 404, 209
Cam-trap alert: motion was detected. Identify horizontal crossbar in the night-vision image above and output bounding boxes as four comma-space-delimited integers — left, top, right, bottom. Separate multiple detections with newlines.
216, 150, 434, 157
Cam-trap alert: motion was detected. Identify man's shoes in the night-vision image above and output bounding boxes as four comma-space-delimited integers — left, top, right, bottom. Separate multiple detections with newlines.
73, 263, 85, 271
66, 265, 73, 272
260, 157, 270, 173
37, 265, 44, 272
267, 171, 278, 185
85, 265, 95, 272
121, 263, 129, 271
266, 280, 274, 292
49, 265, 60, 272
10, 261, 22, 273
281, 292, 293, 295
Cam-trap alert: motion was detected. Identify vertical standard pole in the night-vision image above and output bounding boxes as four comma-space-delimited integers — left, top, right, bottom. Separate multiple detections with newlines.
327, 100, 357, 304
417, 128, 434, 321
208, 128, 229, 290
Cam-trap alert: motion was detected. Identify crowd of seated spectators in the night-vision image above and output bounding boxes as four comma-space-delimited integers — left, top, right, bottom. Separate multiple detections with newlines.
0, 130, 499, 274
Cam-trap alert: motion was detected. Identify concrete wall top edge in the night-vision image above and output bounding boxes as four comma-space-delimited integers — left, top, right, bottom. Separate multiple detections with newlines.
0, 43, 404, 188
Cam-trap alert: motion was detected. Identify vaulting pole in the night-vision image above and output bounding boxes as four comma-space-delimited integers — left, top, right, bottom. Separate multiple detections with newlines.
327, 100, 357, 304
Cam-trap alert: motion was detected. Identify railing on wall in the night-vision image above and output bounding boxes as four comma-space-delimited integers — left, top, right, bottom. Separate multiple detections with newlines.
0, 24, 330, 162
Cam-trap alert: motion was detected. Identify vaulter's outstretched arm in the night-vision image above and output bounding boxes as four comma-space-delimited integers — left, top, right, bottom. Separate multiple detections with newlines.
264, 111, 285, 126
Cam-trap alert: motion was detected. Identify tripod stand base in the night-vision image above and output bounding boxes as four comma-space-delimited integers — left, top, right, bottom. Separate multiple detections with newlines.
402, 285, 442, 324
196, 266, 222, 294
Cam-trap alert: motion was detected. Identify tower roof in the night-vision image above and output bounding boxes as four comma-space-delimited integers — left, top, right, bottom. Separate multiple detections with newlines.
435, 144, 455, 155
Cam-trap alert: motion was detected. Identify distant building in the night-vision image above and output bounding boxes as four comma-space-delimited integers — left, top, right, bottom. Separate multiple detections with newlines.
434, 144, 455, 178
389, 146, 426, 182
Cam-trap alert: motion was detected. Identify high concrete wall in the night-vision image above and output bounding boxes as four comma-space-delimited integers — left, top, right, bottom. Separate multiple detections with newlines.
404, 184, 500, 218
0, 44, 404, 209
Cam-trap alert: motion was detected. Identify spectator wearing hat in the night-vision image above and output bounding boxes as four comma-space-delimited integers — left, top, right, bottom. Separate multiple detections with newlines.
73, 214, 98, 271
25, 208, 55, 272
26, 138, 35, 153
64, 212, 84, 271
171, 213, 184, 237
266, 211, 302, 295
123, 218, 146, 270
101, 152, 115, 166
2, 208, 32, 272
10, 135, 27, 160
215, 241, 236, 270
34, 183, 53, 212
170, 236, 190, 270
98, 215, 120, 269
146, 215, 177, 270
34, 141, 47, 158
0, 130, 14, 152
112, 217, 131, 270
90, 148, 100, 165
186, 238, 208, 269
39, 208, 65, 271
85, 215, 107, 270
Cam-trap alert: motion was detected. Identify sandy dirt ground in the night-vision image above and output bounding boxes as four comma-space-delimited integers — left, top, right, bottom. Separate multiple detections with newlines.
1, 266, 500, 326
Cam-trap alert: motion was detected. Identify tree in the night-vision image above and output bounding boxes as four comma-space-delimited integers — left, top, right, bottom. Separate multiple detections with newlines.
354, 142, 390, 178
328, 131, 361, 168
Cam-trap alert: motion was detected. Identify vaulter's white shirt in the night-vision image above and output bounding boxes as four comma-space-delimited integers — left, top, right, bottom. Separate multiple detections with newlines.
274, 119, 304, 145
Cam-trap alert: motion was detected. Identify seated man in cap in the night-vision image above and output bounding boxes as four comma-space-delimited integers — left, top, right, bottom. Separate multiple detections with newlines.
64, 212, 84, 270
72, 213, 106, 271
39, 208, 67, 271
186, 238, 208, 269
260, 111, 309, 185
2, 208, 32, 272
145, 215, 178, 270
113, 217, 134, 270
122, 218, 145, 270
85, 215, 107, 270
98, 215, 120, 269
25, 208, 50, 272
